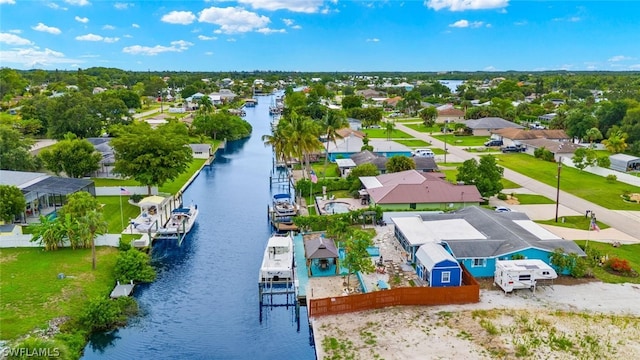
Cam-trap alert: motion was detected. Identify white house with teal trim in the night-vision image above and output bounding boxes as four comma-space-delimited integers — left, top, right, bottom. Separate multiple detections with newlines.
326, 136, 412, 161
392, 206, 585, 278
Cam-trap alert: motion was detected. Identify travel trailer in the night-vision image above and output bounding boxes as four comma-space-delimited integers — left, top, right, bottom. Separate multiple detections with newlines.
494, 259, 557, 293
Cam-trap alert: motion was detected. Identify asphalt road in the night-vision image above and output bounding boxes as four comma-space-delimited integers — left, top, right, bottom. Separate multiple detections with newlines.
396, 122, 640, 242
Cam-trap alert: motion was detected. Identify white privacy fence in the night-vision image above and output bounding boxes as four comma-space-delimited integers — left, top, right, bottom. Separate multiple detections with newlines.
0, 234, 122, 248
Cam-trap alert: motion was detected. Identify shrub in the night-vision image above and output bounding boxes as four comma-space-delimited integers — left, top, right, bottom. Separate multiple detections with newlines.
114, 249, 156, 283
497, 193, 508, 200
80, 297, 122, 332
7, 337, 70, 360
130, 194, 144, 203
606, 174, 617, 183
605, 257, 632, 273
118, 237, 132, 251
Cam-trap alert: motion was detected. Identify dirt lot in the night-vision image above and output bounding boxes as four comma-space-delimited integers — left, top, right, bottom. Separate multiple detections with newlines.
312, 281, 640, 360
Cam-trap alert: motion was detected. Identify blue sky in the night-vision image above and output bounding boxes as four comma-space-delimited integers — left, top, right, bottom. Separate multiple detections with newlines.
1, 0, 639, 72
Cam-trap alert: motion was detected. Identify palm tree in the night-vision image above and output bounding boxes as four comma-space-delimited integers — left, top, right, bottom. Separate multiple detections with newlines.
262, 122, 289, 167
384, 120, 395, 141
585, 127, 603, 148
602, 130, 628, 154
281, 111, 322, 178
80, 210, 108, 270
198, 95, 214, 114
322, 110, 346, 179
30, 215, 64, 251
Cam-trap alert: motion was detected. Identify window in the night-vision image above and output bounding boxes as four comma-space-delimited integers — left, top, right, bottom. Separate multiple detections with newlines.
472, 258, 485, 267
409, 203, 416, 209
441, 271, 451, 283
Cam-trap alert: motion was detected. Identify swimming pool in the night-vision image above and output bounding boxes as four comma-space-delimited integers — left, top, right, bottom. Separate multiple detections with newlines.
323, 201, 351, 214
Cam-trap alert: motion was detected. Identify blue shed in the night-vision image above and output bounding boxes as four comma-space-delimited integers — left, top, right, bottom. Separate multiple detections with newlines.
415, 243, 462, 287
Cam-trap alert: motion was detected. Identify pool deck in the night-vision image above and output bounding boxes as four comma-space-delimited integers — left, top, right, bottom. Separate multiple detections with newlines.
315, 197, 369, 215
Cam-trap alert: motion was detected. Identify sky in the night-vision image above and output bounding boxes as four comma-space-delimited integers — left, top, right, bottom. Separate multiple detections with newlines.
1, 0, 639, 72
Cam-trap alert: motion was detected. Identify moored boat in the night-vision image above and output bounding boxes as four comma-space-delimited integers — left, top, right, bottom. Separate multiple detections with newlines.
259, 232, 295, 282
157, 204, 199, 235
272, 193, 297, 217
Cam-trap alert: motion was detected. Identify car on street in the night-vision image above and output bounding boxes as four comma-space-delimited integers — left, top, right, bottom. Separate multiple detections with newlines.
495, 206, 512, 212
412, 148, 435, 158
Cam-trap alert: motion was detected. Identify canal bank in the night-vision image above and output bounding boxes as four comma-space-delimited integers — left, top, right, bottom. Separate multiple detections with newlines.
82, 94, 316, 359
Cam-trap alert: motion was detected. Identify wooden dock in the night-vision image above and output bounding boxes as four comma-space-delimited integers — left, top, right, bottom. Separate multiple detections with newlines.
110, 280, 135, 298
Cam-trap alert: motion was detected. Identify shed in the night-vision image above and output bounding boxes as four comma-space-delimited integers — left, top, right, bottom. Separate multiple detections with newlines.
609, 154, 640, 172
415, 243, 462, 287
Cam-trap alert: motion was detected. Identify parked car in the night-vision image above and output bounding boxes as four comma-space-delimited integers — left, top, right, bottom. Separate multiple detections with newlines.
412, 148, 435, 158
495, 206, 512, 213
501, 145, 525, 153
484, 139, 503, 147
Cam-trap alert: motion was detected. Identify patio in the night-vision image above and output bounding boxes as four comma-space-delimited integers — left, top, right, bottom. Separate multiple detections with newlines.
315, 196, 369, 215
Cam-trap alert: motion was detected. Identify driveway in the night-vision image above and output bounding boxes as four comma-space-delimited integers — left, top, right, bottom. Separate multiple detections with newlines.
396, 123, 640, 243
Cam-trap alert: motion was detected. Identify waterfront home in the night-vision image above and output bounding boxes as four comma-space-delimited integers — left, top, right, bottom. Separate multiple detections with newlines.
464, 117, 524, 136
326, 131, 412, 161
348, 150, 438, 174
391, 206, 585, 277
359, 170, 482, 211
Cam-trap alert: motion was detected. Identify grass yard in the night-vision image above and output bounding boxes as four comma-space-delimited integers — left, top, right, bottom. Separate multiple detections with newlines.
495, 154, 640, 210
536, 216, 609, 230
431, 135, 488, 147
98, 196, 142, 233
361, 129, 413, 139
393, 117, 422, 123
0, 247, 120, 340
502, 178, 521, 189
311, 162, 340, 178
509, 193, 555, 204
395, 139, 431, 147
574, 240, 640, 284
404, 123, 441, 133
441, 169, 457, 182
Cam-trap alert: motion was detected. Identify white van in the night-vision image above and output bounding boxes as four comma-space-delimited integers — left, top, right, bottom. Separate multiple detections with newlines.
412, 149, 435, 158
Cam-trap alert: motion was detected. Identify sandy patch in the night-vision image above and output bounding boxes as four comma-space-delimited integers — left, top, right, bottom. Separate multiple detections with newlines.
313, 283, 640, 360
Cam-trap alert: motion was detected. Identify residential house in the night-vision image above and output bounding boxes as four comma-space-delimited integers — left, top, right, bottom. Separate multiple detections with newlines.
519, 139, 582, 161
347, 150, 438, 174
326, 129, 412, 161
391, 206, 585, 277
355, 89, 384, 99
87, 137, 116, 177
437, 107, 465, 124
359, 169, 482, 212
490, 128, 570, 148
464, 117, 525, 136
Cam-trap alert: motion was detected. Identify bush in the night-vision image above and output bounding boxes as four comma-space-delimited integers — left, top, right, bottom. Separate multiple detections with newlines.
118, 237, 132, 251
80, 297, 121, 332
130, 194, 144, 203
497, 193, 508, 200
605, 257, 632, 273
605, 174, 617, 183
114, 249, 156, 283
6, 337, 70, 360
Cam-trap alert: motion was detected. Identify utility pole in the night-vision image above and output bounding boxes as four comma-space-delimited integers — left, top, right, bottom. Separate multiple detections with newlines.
443, 119, 449, 164
555, 157, 562, 222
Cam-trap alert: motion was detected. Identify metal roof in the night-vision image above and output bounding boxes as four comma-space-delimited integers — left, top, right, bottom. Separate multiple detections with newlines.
0, 170, 49, 188
415, 242, 458, 271
21, 176, 94, 196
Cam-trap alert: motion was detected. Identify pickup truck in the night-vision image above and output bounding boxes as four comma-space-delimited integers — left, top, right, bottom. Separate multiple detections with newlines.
501, 145, 525, 153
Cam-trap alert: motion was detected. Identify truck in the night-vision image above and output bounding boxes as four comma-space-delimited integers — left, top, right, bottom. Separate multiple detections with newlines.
494, 259, 557, 293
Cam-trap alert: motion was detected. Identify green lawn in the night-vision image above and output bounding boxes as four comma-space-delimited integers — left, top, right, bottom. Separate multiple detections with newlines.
495, 154, 640, 210
394, 117, 422, 123
536, 216, 609, 230
510, 193, 555, 205
432, 135, 488, 147
395, 139, 431, 147
312, 162, 340, 178
91, 159, 207, 193
441, 169, 457, 182
361, 129, 413, 139
574, 241, 640, 284
0, 247, 120, 340
404, 123, 441, 133
502, 178, 521, 189
98, 196, 142, 233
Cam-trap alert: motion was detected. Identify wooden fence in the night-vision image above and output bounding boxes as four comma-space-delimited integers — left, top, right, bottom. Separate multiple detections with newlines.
308, 265, 480, 318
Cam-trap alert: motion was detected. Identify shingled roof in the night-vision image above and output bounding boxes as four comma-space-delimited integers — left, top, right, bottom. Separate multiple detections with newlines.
492, 128, 569, 140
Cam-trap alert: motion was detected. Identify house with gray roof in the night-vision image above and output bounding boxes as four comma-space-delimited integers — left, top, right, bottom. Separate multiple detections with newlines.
326, 134, 412, 161
391, 206, 585, 278
348, 150, 438, 174
464, 117, 525, 136
359, 170, 482, 211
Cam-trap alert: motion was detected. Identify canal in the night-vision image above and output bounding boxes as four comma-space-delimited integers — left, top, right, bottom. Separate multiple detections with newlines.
82, 95, 316, 359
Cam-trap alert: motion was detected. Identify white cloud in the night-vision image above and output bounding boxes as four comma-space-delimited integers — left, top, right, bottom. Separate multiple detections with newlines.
122, 40, 193, 56
283, 18, 293, 26
8, 29, 22, 34
0, 47, 77, 68
366, 38, 380, 42
75, 33, 119, 43
227, 38, 237, 42
199, 7, 270, 34
608, 55, 630, 62
0, 32, 33, 45
47, 3, 66, 10
426, 0, 509, 12
291, 25, 302, 30
132, 23, 140, 28
237, 0, 324, 13
449, 20, 484, 28
123, 34, 132, 38
103, 25, 115, 30
0, 0, 16, 4
483, 65, 497, 71
114, 2, 133, 10
629, 64, 640, 70
162, 11, 196, 25
256, 28, 286, 34
64, 0, 90, 6
75, 16, 89, 23
32, 23, 62, 35
198, 35, 218, 40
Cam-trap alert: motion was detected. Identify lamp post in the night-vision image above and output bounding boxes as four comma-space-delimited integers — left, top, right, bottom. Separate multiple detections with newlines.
555, 157, 562, 222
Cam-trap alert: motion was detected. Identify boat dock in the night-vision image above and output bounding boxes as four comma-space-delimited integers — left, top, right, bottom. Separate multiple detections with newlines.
110, 280, 135, 298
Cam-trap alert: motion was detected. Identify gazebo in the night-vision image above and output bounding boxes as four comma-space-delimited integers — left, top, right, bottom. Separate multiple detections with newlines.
304, 234, 339, 276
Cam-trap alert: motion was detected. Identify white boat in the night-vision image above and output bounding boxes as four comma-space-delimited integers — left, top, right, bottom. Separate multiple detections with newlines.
259, 232, 295, 282
272, 193, 297, 217
158, 204, 199, 235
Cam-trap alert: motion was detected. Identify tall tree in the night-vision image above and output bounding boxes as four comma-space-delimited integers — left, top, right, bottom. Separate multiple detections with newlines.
602, 129, 628, 154
322, 109, 346, 179
584, 127, 603, 147
62, 191, 107, 269
419, 107, 438, 127
0, 125, 39, 171
386, 156, 415, 173
39, 133, 101, 178
341, 231, 375, 287
0, 185, 26, 223
384, 120, 395, 141
111, 122, 193, 195
456, 155, 504, 198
